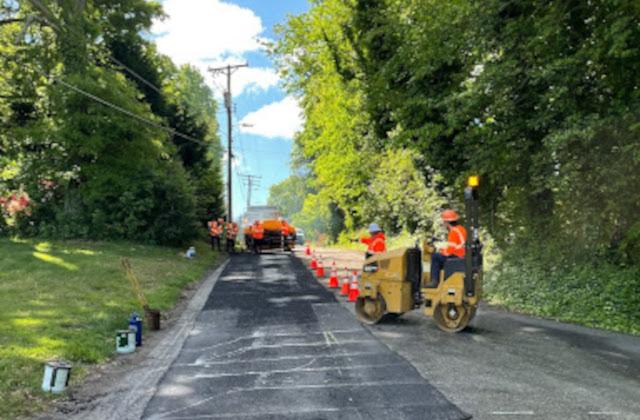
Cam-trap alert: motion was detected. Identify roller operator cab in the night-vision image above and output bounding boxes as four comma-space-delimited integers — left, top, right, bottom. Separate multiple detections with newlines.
355, 176, 483, 332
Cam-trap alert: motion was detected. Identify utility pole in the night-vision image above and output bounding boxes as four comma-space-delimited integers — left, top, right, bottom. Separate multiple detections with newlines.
208, 63, 248, 223
240, 174, 261, 209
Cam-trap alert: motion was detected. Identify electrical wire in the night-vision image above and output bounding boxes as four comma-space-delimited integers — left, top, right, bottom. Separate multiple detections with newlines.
26, 0, 167, 96
27, 0, 228, 128
25, 0, 243, 214
235, 166, 247, 203
107, 55, 163, 95
54, 77, 209, 146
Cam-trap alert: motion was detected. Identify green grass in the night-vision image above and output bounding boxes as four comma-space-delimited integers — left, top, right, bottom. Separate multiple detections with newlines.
0, 237, 221, 419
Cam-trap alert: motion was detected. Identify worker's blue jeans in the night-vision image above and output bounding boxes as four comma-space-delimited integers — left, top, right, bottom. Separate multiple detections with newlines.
430, 253, 454, 284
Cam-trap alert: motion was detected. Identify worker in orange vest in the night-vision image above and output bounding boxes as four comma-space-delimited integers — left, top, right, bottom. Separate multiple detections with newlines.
225, 221, 236, 253
360, 223, 386, 259
251, 220, 264, 254
233, 222, 239, 237
280, 219, 291, 251
208, 218, 222, 251
429, 209, 467, 289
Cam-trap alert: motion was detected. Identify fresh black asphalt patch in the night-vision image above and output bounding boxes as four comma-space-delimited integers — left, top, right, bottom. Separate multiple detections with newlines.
143, 253, 469, 419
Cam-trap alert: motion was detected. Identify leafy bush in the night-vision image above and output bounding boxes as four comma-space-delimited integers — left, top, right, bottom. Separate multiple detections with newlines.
146, 162, 199, 245
485, 247, 640, 335
1, 7, 223, 246
362, 149, 448, 236
16, 163, 199, 246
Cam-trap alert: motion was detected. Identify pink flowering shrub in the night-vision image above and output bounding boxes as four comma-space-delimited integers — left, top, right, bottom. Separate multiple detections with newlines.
1, 191, 32, 218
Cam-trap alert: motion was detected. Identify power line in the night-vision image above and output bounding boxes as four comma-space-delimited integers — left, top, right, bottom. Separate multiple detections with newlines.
209, 76, 227, 95
24, 2, 220, 150
239, 174, 261, 209
54, 77, 209, 146
107, 55, 163, 95
26, 0, 166, 96
234, 167, 248, 205
232, 114, 247, 165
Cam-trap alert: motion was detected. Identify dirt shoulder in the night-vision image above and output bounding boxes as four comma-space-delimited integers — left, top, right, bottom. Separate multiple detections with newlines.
303, 246, 366, 275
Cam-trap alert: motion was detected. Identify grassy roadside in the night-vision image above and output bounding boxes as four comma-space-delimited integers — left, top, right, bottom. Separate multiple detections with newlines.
0, 237, 221, 419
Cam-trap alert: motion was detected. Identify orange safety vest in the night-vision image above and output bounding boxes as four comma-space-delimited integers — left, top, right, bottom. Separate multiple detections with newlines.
281, 223, 290, 236
209, 221, 221, 237
443, 225, 467, 258
252, 224, 264, 240
226, 223, 235, 239
360, 232, 386, 254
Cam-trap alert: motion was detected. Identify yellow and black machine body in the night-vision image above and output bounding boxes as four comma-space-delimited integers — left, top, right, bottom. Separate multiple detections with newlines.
355, 177, 483, 332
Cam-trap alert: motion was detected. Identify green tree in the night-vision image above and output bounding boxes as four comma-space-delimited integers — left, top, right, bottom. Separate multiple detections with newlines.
267, 174, 308, 219
1, 0, 224, 244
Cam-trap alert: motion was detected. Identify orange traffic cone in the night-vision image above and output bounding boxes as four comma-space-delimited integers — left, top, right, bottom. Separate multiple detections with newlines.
316, 259, 325, 278
310, 253, 317, 270
328, 262, 339, 288
348, 271, 360, 302
339, 268, 350, 296
305, 242, 311, 256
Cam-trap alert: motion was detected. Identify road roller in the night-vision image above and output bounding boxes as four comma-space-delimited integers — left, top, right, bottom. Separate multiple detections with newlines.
355, 176, 483, 332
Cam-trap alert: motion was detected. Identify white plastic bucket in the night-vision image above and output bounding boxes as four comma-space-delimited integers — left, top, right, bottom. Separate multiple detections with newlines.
116, 329, 136, 354
42, 361, 72, 393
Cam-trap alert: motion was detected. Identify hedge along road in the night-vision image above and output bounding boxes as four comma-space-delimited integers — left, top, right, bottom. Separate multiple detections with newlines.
142, 252, 469, 420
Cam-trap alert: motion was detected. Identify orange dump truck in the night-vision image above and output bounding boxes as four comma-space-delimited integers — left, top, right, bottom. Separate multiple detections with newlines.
242, 206, 297, 252
244, 219, 297, 252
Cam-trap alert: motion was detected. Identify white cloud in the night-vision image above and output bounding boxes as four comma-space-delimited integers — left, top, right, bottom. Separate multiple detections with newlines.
195, 62, 279, 98
222, 149, 246, 169
152, 0, 278, 96
233, 67, 279, 95
239, 96, 303, 139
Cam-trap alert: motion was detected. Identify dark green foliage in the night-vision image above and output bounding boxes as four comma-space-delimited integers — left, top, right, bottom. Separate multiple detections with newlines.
273, 0, 640, 332
485, 248, 640, 334
1, 0, 223, 244
20, 163, 198, 245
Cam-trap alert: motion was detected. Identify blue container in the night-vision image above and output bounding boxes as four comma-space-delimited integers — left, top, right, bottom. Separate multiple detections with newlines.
129, 312, 142, 346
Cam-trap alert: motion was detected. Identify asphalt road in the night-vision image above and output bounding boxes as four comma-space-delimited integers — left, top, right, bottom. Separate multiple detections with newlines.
143, 253, 469, 419
361, 306, 640, 420
307, 248, 640, 420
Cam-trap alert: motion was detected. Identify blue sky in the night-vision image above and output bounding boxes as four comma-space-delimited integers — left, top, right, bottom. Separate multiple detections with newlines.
152, 0, 309, 219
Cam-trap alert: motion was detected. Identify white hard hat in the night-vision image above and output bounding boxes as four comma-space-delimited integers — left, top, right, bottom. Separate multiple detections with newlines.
368, 223, 381, 233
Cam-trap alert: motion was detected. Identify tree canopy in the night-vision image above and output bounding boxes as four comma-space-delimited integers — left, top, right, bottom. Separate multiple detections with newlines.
0, 0, 224, 245
267, 0, 640, 333
270, 0, 640, 266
